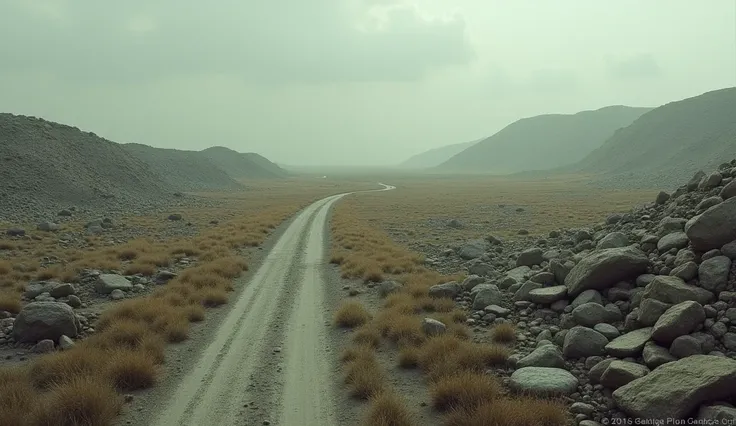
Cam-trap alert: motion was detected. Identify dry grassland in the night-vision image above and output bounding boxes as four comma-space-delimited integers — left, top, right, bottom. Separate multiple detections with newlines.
330, 191, 568, 426
0, 178, 373, 426
340, 175, 656, 248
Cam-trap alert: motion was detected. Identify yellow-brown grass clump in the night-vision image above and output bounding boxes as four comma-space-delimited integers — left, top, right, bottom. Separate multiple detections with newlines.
397, 346, 420, 369
363, 391, 416, 426
491, 323, 517, 344
32, 376, 123, 426
105, 350, 158, 391
0, 291, 21, 314
444, 397, 568, 426
429, 371, 501, 412
334, 301, 372, 328
343, 346, 387, 399
352, 324, 382, 349
418, 335, 509, 382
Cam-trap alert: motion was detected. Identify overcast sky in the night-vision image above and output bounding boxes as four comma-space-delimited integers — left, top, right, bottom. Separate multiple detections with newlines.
1, 0, 735, 166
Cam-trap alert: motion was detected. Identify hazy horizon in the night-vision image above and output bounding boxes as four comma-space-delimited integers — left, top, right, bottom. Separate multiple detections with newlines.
1, 0, 735, 166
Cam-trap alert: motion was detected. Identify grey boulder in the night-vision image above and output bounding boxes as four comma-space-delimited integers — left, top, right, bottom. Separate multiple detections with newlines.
564, 247, 649, 297
95, 274, 132, 294
509, 367, 579, 396
12, 302, 78, 343
613, 355, 736, 419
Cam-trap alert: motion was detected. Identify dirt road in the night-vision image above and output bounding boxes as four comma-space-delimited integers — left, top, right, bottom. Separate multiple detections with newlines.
147, 185, 393, 426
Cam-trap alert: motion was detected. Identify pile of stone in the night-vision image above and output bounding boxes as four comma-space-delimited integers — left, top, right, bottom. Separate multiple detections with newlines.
428, 159, 736, 423
1, 271, 159, 350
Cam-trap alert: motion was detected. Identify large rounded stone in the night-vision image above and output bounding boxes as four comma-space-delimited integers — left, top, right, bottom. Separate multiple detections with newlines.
12, 302, 78, 343
509, 367, 579, 396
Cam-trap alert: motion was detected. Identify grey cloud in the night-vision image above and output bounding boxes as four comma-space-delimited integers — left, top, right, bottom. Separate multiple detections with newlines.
528, 68, 580, 94
476, 65, 580, 98
0, 0, 474, 84
608, 54, 662, 80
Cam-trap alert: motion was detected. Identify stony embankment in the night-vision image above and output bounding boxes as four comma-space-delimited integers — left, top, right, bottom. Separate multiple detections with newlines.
421, 159, 736, 423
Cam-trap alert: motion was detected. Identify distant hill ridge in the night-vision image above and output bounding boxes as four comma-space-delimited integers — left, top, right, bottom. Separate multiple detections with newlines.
435, 105, 651, 174
201, 147, 288, 180
399, 139, 481, 169
121, 143, 243, 192
568, 87, 736, 188
0, 113, 286, 219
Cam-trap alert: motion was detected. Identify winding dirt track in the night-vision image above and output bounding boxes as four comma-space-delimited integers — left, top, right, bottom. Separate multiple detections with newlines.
148, 184, 394, 426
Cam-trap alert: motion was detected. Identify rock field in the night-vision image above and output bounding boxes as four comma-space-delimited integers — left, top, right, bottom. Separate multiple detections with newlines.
415, 159, 736, 422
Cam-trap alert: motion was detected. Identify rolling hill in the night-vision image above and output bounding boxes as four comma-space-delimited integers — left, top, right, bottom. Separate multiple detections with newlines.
569, 87, 736, 188
201, 147, 288, 179
0, 113, 175, 219
399, 140, 480, 169
435, 106, 651, 174
121, 144, 244, 192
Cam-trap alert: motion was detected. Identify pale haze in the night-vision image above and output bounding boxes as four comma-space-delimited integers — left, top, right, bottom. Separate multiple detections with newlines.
1, 0, 734, 166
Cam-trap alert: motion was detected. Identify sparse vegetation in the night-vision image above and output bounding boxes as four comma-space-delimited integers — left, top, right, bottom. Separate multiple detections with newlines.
330, 188, 574, 424
444, 397, 569, 426
363, 391, 416, 426
430, 371, 501, 411
33, 376, 123, 426
491, 323, 517, 344
418, 335, 509, 382
344, 346, 387, 399
0, 180, 372, 425
334, 301, 372, 328
353, 324, 382, 348
332, 176, 655, 248
397, 346, 420, 369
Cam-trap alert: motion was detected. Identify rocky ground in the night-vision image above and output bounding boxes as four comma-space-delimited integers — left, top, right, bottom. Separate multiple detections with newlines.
408, 159, 736, 422
1, 189, 231, 233
0, 190, 252, 367
1, 270, 167, 364
0, 237, 262, 370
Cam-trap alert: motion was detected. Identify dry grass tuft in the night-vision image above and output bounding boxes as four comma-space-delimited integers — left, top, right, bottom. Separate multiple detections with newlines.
29, 349, 107, 390
32, 376, 123, 426
418, 335, 509, 382
340, 345, 374, 364
429, 371, 501, 412
123, 263, 156, 276
418, 296, 456, 313
105, 350, 157, 391
199, 288, 229, 307
334, 301, 372, 328
36, 265, 63, 280
397, 346, 420, 369
444, 397, 568, 426
353, 325, 382, 349
491, 323, 517, 344
344, 348, 387, 399
375, 310, 425, 346
0, 368, 35, 426
165, 318, 190, 343
363, 391, 416, 426
0, 291, 22, 314
184, 304, 206, 322
85, 319, 166, 364
383, 292, 417, 312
